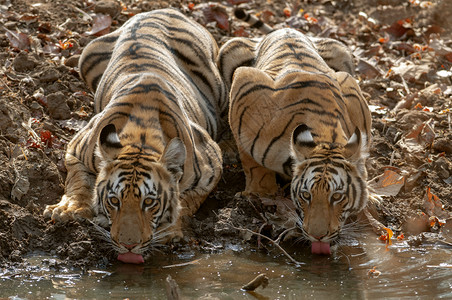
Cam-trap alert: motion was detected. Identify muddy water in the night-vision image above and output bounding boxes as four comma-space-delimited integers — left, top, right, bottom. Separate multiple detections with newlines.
1, 231, 452, 299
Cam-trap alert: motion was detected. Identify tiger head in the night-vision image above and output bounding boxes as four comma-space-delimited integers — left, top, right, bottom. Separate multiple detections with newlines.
93, 124, 186, 262
290, 124, 369, 254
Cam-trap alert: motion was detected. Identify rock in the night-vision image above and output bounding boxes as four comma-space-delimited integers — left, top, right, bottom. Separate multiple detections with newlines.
11, 174, 30, 201
12, 52, 37, 72
38, 67, 61, 83
94, 1, 121, 18
0, 106, 14, 132
46, 92, 72, 119
433, 138, 452, 154
64, 55, 80, 68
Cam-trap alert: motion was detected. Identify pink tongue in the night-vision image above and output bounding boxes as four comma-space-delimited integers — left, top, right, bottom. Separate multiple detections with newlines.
117, 252, 145, 264
311, 241, 331, 255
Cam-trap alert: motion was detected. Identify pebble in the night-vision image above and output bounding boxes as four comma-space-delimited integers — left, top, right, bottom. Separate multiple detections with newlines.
64, 55, 80, 68
13, 52, 37, 72
94, 1, 121, 18
433, 138, 452, 154
46, 91, 72, 119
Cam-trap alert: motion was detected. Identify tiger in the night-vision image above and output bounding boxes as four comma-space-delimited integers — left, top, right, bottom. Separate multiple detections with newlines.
43, 8, 227, 264
218, 23, 371, 255
219, 8, 355, 91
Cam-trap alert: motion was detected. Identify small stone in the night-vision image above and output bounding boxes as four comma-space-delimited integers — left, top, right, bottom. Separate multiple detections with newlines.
13, 52, 37, 72
11, 174, 30, 201
433, 138, 452, 154
64, 55, 80, 68
94, 1, 121, 18
46, 91, 72, 119
39, 68, 61, 83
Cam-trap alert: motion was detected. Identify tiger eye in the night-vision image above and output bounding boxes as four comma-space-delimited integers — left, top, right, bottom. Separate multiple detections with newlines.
302, 191, 311, 200
109, 197, 119, 206
144, 198, 153, 206
332, 193, 343, 201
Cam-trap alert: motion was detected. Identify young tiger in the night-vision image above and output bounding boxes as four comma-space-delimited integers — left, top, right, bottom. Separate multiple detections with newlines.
219, 8, 355, 91
218, 27, 371, 255
43, 9, 227, 264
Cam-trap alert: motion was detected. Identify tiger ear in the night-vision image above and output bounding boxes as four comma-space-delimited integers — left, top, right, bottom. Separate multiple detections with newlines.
343, 127, 362, 160
290, 124, 317, 160
160, 138, 186, 180
98, 124, 123, 161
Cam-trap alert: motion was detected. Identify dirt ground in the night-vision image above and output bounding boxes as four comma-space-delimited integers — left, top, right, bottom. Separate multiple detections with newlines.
0, 0, 451, 269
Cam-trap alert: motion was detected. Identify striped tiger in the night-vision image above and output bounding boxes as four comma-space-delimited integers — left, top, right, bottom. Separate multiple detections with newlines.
218, 27, 371, 255
43, 9, 226, 264
219, 8, 355, 91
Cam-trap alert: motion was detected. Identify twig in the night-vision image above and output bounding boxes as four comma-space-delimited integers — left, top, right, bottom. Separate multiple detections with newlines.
229, 223, 303, 266
448, 111, 451, 132
165, 275, 182, 300
336, 248, 352, 270
389, 150, 395, 166
400, 75, 410, 95
162, 258, 201, 269
71, 5, 93, 21
0, 76, 14, 94
242, 273, 269, 291
274, 226, 297, 244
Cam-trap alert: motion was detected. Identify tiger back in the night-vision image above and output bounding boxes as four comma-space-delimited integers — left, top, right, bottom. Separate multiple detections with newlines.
44, 9, 226, 263
219, 28, 371, 254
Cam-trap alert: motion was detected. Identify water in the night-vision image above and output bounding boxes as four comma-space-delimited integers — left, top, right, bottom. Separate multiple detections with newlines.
1, 231, 452, 299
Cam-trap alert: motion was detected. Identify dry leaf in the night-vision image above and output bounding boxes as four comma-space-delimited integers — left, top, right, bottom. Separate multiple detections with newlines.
5, 29, 30, 50
391, 61, 430, 82
423, 187, 449, 220
429, 38, 452, 57
227, 0, 250, 4
440, 218, 452, 244
19, 14, 38, 24
233, 27, 249, 37
397, 119, 435, 154
383, 19, 413, 39
85, 13, 112, 36
368, 266, 381, 277
357, 58, 382, 79
378, 227, 393, 250
195, 3, 229, 31
368, 105, 388, 115
368, 168, 405, 197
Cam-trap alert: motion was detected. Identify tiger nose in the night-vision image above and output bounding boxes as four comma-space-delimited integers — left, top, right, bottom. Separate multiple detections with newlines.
312, 233, 328, 240
121, 243, 139, 250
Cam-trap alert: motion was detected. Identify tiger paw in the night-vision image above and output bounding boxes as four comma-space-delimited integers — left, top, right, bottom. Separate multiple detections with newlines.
43, 195, 94, 222
159, 222, 184, 244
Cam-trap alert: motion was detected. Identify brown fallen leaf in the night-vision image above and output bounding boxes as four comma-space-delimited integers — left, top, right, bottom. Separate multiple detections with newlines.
195, 3, 229, 31
367, 266, 381, 277
368, 168, 405, 197
383, 18, 414, 39
440, 218, 452, 243
397, 118, 435, 154
357, 58, 382, 79
423, 187, 449, 220
85, 13, 112, 36
5, 28, 30, 50
378, 227, 394, 250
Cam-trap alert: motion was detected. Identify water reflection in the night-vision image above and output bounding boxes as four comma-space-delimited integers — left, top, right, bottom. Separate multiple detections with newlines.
1, 230, 452, 299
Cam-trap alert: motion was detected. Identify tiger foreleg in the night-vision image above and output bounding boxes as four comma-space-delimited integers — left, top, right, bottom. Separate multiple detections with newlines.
43, 153, 95, 222
239, 149, 278, 196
